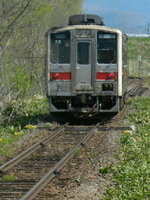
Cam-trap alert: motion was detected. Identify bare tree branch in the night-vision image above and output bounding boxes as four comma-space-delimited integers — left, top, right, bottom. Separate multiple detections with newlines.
0, 0, 33, 42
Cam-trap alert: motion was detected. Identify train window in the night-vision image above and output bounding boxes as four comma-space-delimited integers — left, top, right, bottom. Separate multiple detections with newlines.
50, 31, 70, 64
77, 42, 90, 64
98, 34, 116, 39
97, 32, 117, 64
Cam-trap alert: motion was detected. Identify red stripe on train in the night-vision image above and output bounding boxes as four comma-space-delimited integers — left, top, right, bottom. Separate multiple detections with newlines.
96, 72, 118, 80
50, 72, 71, 80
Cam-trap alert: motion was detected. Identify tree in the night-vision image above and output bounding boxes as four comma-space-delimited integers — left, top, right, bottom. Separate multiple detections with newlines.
0, 0, 84, 98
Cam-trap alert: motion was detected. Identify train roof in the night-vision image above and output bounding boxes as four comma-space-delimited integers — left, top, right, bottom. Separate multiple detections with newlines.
68, 14, 104, 26
47, 14, 124, 37
48, 25, 123, 35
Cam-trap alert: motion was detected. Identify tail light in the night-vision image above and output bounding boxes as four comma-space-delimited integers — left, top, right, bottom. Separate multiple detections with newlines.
50, 73, 60, 80
107, 73, 114, 79
50, 72, 71, 80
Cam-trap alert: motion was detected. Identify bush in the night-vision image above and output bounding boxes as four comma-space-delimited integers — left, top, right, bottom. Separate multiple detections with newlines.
104, 97, 150, 200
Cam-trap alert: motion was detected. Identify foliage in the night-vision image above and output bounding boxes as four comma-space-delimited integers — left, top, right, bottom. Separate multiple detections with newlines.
2, 175, 15, 182
2, 95, 49, 126
128, 37, 150, 76
104, 96, 150, 200
0, 96, 49, 156
128, 37, 150, 60
9, 67, 31, 98
99, 164, 114, 174
0, 0, 84, 99
0, 0, 84, 157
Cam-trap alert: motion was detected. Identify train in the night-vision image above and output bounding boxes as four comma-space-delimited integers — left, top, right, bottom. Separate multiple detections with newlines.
45, 14, 128, 119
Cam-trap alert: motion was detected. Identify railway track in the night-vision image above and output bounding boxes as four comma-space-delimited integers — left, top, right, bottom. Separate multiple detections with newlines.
0, 77, 147, 200
0, 78, 146, 200
30, 125, 133, 200
127, 77, 148, 96
0, 123, 99, 200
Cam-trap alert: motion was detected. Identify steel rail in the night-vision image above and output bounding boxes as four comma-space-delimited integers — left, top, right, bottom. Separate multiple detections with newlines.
20, 123, 99, 200
0, 123, 68, 173
97, 126, 133, 131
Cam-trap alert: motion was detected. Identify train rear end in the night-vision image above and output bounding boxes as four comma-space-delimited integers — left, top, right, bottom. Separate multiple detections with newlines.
45, 14, 128, 119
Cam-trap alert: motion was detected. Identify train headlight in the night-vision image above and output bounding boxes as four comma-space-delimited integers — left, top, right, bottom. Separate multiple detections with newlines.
102, 83, 113, 91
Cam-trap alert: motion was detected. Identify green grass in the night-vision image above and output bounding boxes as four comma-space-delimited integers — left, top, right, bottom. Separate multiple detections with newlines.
103, 96, 150, 200
128, 37, 150, 76
128, 37, 150, 59
0, 96, 49, 157
2, 175, 15, 181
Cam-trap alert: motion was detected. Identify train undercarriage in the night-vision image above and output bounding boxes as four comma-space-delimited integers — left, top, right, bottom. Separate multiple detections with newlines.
49, 94, 123, 118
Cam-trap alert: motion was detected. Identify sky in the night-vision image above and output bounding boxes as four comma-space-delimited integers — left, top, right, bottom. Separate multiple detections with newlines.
83, 0, 150, 33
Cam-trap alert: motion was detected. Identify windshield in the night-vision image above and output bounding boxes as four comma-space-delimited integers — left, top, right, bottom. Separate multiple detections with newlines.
97, 32, 117, 64
50, 31, 70, 64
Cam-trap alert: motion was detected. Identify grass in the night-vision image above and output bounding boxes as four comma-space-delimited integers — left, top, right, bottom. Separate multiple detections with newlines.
128, 37, 150, 76
128, 37, 150, 59
103, 96, 150, 200
0, 96, 49, 157
2, 175, 15, 181
74, 147, 81, 157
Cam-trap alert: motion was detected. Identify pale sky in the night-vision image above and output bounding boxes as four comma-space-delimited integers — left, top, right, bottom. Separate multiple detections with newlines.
83, 0, 150, 33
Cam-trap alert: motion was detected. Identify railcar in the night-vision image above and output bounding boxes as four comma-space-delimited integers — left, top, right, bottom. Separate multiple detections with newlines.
45, 14, 128, 118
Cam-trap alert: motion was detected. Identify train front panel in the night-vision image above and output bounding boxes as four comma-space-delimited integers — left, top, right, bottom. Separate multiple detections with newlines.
45, 17, 128, 117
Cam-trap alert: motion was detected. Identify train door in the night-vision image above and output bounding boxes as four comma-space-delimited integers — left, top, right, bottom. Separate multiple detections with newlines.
72, 39, 95, 92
